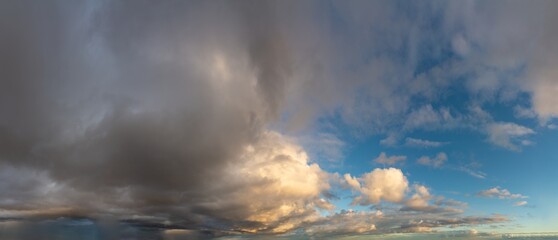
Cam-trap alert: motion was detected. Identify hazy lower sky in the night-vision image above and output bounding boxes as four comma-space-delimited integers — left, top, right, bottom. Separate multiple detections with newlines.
1, 0, 558, 239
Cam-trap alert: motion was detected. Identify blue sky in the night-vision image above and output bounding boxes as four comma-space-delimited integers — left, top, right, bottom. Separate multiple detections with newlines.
1, 0, 558, 239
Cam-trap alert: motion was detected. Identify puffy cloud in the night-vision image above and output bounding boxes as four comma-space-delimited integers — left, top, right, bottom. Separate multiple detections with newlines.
487, 123, 535, 151
401, 185, 467, 214
357, 168, 409, 205
477, 187, 528, 199
343, 173, 361, 191
373, 152, 407, 165
220, 131, 332, 233
404, 185, 432, 210
417, 152, 448, 168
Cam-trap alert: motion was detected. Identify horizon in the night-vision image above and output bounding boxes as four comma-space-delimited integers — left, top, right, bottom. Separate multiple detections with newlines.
1, 0, 558, 239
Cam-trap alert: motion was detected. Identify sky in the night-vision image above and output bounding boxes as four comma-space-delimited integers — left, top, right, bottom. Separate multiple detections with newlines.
1, 0, 558, 239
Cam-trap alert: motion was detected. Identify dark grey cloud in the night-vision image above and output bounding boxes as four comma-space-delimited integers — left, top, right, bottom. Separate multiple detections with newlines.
0, 0, 330, 234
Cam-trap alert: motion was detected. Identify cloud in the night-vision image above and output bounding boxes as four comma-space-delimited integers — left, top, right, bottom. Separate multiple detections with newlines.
487, 122, 535, 150
457, 165, 487, 179
514, 105, 537, 119
513, 201, 528, 207
0, 0, 548, 237
302, 210, 379, 236
373, 152, 407, 165
0, 1, 338, 234
302, 133, 346, 163
401, 185, 467, 214
380, 133, 400, 146
348, 168, 409, 205
403, 105, 459, 131
405, 137, 449, 148
477, 187, 528, 199
304, 210, 506, 236
404, 185, 432, 210
417, 152, 448, 168
0, 131, 333, 233
343, 173, 361, 191
530, 62, 558, 120
391, 214, 508, 233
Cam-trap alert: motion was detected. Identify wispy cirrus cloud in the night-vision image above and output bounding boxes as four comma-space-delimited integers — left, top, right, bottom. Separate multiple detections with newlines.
487, 123, 535, 151
405, 137, 449, 148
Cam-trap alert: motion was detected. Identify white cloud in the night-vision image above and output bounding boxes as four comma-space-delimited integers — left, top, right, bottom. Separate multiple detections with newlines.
404, 185, 432, 210
343, 173, 361, 191
513, 201, 528, 207
487, 122, 535, 151
373, 152, 407, 165
417, 152, 447, 168
405, 137, 448, 148
225, 131, 332, 233
477, 187, 528, 199
357, 168, 409, 205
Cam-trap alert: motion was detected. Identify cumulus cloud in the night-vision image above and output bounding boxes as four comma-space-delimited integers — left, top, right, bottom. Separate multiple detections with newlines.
373, 152, 407, 165
487, 123, 535, 151
349, 168, 409, 205
400, 185, 467, 214
477, 187, 528, 199
417, 152, 448, 168
343, 173, 361, 191
404, 185, 433, 210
